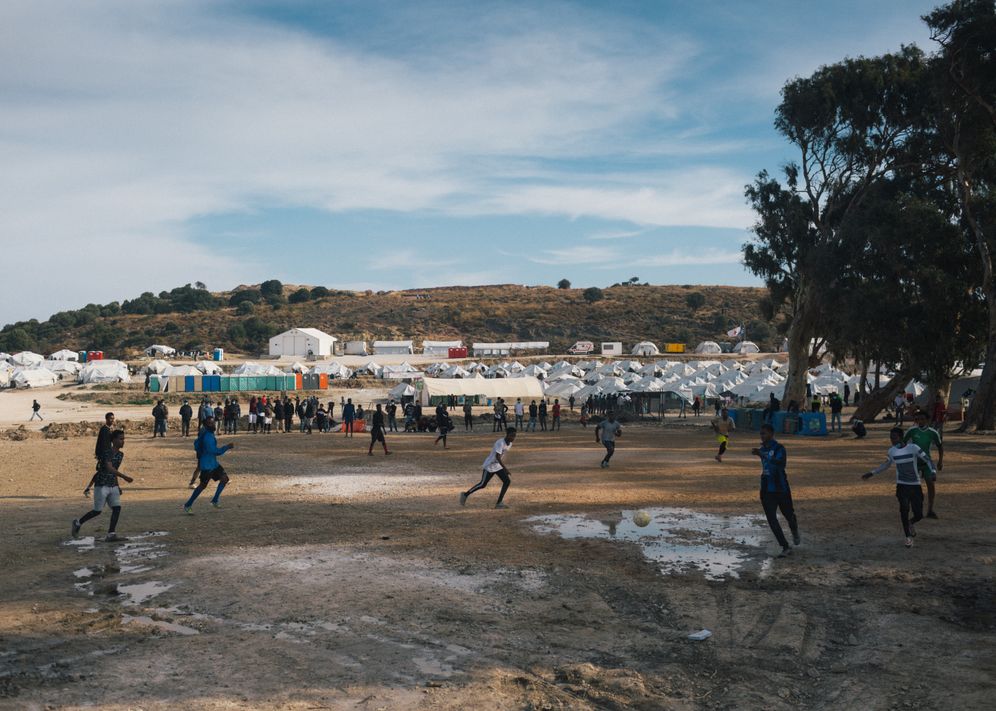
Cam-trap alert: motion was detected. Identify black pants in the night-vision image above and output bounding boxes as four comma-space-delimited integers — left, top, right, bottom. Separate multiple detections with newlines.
464, 414, 473, 430
896, 484, 924, 537
181, 419, 191, 437
760, 489, 798, 549
465, 468, 510, 504
602, 441, 615, 463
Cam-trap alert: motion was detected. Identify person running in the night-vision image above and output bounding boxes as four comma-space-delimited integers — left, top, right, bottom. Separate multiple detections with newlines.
595, 413, 622, 468
368, 404, 392, 456
342, 398, 356, 437
179, 400, 193, 437
711, 408, 735, 462
184, 416, 234, 513
862, 427, 935, 547
30, 399, 43, 421
551, 399, 561, 431
463, 400, 474, 431
72, 429, 133, 541
460, 428, 516, 509
751, 424, 800, 557
434, 403, 451, 448
904, 411, 943, 519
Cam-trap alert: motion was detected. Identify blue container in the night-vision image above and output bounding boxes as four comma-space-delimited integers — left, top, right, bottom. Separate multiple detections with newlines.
184, 375, 195, 392
204, 375, 221, 392
78, 350, 88, 363
771, 411, 788, 434
800, 412, 827, 436
213, 348, 224, 362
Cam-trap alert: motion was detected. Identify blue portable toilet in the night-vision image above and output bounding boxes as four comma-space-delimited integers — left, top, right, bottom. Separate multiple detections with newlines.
213, 348, 224, 362
184, 375, 196, 392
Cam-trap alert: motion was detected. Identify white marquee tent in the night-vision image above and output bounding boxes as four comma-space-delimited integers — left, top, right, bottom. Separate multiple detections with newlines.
420, 375, 545, 404
49, 349, 79, 361
694, 341, 722, 354
13, 367, 59, 388
269, 328, 337, 357
631, 341, 660, 357
10, 351, 44, 367
78, 360, 131, 384
145, 344, 176, 357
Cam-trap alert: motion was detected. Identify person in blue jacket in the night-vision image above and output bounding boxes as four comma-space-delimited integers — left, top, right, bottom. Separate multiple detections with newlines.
751, 423, 801, 557
184, 416, 234, 514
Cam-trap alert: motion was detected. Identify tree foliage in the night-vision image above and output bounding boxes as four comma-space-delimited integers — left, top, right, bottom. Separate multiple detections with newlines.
582, 287, 604, 303
557, 279, 571, 289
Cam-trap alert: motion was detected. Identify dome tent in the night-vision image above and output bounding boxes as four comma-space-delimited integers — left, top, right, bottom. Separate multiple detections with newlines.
694, 341, 722, 354
631, 341, 660, 357
733, 341, 760, 354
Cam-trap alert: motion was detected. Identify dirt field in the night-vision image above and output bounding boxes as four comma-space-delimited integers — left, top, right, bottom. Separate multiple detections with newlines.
1, 413, 994, 710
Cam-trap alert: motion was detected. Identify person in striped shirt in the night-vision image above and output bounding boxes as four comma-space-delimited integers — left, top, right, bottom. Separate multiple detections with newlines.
862, 427, 935, 548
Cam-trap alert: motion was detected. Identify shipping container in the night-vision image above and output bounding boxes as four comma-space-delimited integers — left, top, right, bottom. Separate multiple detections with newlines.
664, 343, 686, 354
447, 347, 468, 359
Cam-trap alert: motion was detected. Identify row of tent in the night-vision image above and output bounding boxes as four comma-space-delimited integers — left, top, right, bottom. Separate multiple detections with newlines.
0, 358, 132, 389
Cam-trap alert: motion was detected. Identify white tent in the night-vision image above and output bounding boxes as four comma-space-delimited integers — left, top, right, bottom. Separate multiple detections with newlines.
733, 341, 760, 355
0, 353, 11, 363
49, 349, 79, 361
287, 361, 310, 374
12, 367, 59, 388
269, 328, 337, 357
232, 362, 283, 376
144, 359, 171, 374
422, 340, 463, 356
311, 361, 352, 379
0, 366, 10, 388
694, 341, 722, 354
195, 360, 222, 375
163, 364, 201, 377
145, 344, 176, 357
78, 360, 131, 384
631, 341, 660, 357
420, 375, 545, 405
41, 359, 82, 375
10, 351, 44, 367
388, 383, 417, 399
373, 340, 414, 355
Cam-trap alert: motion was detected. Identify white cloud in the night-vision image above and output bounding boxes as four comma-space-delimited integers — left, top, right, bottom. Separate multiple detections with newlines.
369, 249, 462, 271
638, 248, 743, 267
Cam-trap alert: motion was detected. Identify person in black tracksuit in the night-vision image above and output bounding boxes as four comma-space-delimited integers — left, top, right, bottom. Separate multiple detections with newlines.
751, 424, 800, 557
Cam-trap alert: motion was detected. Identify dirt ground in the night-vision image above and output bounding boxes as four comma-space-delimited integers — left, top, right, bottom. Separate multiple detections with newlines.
1, 411, 994, 710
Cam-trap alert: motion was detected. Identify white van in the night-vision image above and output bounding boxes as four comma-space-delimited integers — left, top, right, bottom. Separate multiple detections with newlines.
568, 341, 595, 355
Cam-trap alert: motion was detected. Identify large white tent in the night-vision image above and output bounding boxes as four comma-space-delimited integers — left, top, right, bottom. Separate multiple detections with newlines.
41, 359, 81, 375
733, 341, 760, 354
144, 359, 171, 374
163, 364, 201, 377
232, 362, 284, 376
268, 328, 337, 357
420, 375, 544, 404
10, 351, 44, 367
78, 360, 131, 384
195, 360, 222, 374
49, 349, 79, 361
145, 344, 176, 357
13, 367, 59, 388
631, 341, 660, 357
694, 341, 722, 354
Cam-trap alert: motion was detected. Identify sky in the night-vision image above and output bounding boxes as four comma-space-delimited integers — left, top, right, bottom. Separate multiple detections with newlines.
0, 0, 943, 326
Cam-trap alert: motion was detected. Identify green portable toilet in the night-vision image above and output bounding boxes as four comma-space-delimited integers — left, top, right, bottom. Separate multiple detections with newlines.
220, 375, 231, 391
286, 374, 296, 391
149, 376, 161, 393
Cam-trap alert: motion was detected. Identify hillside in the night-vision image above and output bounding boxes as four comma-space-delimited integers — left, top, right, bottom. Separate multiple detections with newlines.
0, 282, 781, 357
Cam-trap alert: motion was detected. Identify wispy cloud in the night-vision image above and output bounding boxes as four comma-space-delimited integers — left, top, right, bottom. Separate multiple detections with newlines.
638, 248, 743, 267
587, 228, 648, 241
369, 249, 462, 271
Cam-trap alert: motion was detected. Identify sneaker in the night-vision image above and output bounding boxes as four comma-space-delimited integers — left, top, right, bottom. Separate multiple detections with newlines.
792, 529, 801, 546
905, 537, 914, 548
368, 451, 373, 456
600, 461, 607, 469
71, 519, 81, 539
183, 506, 194, 515
777, 547, 792, 557
105, 533, 119, 542
714, 455, 722, 463
926, 511, 938, 519
211, 501, 221, 509
459, 493, 468, 507
495, 503, 509, 509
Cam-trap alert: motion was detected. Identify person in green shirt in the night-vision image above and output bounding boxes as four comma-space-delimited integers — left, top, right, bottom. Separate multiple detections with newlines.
904, 410, 943, 519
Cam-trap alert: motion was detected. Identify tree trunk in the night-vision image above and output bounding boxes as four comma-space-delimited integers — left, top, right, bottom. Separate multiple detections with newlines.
854, 367, 915, 422
960, 290, 996, 431
783, 296, 818, 411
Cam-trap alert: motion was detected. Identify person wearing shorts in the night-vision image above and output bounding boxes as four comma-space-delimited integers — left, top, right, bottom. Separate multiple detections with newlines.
368, 404, 391, 456
184, 416, 234, 513
711, 408, 735, 462
72, 429, 133, 541
460, 428, 516, 509
248, 396, 258, 433
595, 413, 621, 468
904, 411, 943, 518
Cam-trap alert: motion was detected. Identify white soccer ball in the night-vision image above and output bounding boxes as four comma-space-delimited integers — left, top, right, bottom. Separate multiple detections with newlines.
633, 511, 651, 527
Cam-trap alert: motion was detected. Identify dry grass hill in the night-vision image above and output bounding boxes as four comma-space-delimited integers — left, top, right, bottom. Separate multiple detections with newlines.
1, 283, 781, 358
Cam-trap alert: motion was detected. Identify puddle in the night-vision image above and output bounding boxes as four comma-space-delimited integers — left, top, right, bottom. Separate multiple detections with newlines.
74, 567, 95, 578
529, 507, 770, 580
117, 581, 173, 605
280, 473, 449, 498
64, 537, 95, 552
121, 614, 199, 636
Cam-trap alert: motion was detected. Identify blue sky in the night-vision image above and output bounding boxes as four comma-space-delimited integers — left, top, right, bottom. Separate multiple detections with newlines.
0, 0, 941, 325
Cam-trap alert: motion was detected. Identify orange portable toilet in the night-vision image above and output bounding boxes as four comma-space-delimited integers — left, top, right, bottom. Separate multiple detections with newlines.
295, 373, 303, 390
319, 373, 329, 389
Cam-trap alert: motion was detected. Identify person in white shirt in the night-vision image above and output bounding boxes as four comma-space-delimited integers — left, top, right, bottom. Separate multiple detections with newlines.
514, 399, 524, 429
862, 427, 935, 548
460, 428, 517, 509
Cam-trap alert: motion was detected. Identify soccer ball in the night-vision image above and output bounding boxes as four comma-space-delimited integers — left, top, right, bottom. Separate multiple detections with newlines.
633, 511, 651, 527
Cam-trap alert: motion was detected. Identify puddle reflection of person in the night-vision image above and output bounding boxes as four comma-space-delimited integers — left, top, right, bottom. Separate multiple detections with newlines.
599, 512, 623, 536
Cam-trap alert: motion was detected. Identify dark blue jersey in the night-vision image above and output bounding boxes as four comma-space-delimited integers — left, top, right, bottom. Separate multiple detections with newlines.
759, 440, 790, 493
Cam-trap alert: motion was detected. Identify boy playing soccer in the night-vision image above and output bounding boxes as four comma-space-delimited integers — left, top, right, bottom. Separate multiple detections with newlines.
862, 427, 935, 547
460, 428, 516, 509
711, 408, 735, 462
72, 429, 133, 541
184, 416, 234, 514
904, 410, 943, 519
751, 424, 800, 557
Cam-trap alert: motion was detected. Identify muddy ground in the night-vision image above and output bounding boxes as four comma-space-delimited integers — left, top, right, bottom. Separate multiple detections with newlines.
1, 416, 994, 710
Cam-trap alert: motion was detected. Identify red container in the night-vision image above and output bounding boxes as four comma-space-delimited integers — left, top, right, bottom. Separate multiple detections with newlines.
87, 351, 104, 361
448, 347, 468, 359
